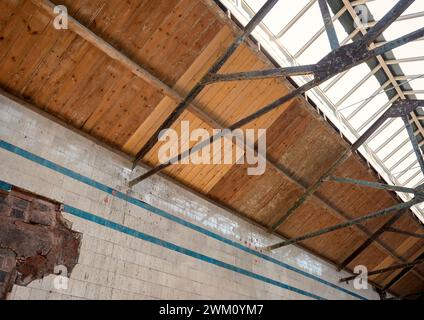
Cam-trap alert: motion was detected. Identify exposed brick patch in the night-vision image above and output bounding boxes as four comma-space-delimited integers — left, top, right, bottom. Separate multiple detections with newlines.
11, 208, 25, 220
12, 198, 30, 210
0, 189, 81, 299
0, 204, 10, 217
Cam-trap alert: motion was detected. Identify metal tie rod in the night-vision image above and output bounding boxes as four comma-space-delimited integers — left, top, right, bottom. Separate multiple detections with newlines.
268, 98, 424, 232
266, 198, 420, 250
327, 176, 417, 194
130, 1, 424, 186
318, 0, 340, 50
132, 0, 280, 167
340, 258, 424, 283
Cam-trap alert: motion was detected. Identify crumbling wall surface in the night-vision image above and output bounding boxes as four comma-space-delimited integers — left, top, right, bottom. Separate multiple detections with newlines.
0, 190, 81, 299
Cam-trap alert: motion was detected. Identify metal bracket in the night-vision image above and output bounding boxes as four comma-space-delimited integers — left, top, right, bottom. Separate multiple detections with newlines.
385, 100, 424, 118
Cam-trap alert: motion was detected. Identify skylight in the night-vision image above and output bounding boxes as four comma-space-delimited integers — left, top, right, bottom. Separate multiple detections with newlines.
219, 0, 424, 223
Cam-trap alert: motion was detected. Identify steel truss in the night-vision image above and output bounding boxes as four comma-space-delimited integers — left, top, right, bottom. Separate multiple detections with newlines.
127, 0, 424, 294
130, 0, 424, 186
267, 100, 424, 250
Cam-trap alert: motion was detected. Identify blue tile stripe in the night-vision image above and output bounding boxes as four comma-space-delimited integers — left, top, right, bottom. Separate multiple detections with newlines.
0, 180, 12, 192
64, 204, 324, 300
0, 139, 367, 300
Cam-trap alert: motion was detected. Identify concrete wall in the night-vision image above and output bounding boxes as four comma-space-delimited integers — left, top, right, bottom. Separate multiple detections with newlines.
0, 93, 380, 300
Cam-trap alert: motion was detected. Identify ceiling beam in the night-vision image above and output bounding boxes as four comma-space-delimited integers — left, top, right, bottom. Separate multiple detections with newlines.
318, 0, 340, 50
363, 10, 424, 29
131, 0, 424, 185
269, 99, 424, 232
30, 0, 424, 285
328, 176, 417, 194
382, 252, 424, 291
31, 0, 186, 105
385, 227, 424, 239
31, 0, 275, 169
403, 114, 424, 174
131, 0, 280, 166
338, 211, 406, 271
267, 198, 420, 250
340, 258, 424, 283
342, 0, 424, 145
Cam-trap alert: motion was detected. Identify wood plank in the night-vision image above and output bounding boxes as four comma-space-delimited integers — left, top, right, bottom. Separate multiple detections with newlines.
122, 27, 234, 155
0, 5, 51, 92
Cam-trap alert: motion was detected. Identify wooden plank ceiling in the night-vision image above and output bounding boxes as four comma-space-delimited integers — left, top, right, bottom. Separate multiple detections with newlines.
0, 0, 423, 297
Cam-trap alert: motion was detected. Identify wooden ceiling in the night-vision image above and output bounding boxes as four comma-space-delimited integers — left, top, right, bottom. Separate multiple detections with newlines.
0, 0, 423, 297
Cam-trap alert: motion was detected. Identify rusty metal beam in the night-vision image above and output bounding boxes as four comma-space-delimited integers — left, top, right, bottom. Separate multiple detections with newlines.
268, 150, 352, 231
338, 211, 406, 271
328, 176, 417, 194
403, 114, 424, 174
318, 0, 339, 50
266, 198, 420, 250
203, 65, 317, 84
340, 258, 424, 283
128, 82, 315, 186
361, 0, 415, 45
384, 291, 424, 300
382, 252, 424, 291
132, 0, 280, 166
130, 1, 424, 186
197, 26, 424, 85
269, 98, 424, 231
198, 26, 424, 85
385, 227, 424, 238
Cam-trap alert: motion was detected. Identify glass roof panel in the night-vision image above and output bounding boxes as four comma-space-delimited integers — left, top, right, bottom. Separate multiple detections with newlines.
279, 3, 329, 56
220, 0, 424, 223
325, 64, 371, 103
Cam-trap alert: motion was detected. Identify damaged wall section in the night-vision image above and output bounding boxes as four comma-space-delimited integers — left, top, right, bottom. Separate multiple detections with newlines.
0, 188, 81, 299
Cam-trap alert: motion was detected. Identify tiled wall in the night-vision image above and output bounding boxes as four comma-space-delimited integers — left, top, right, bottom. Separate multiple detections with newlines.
0, 94, 380, 300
